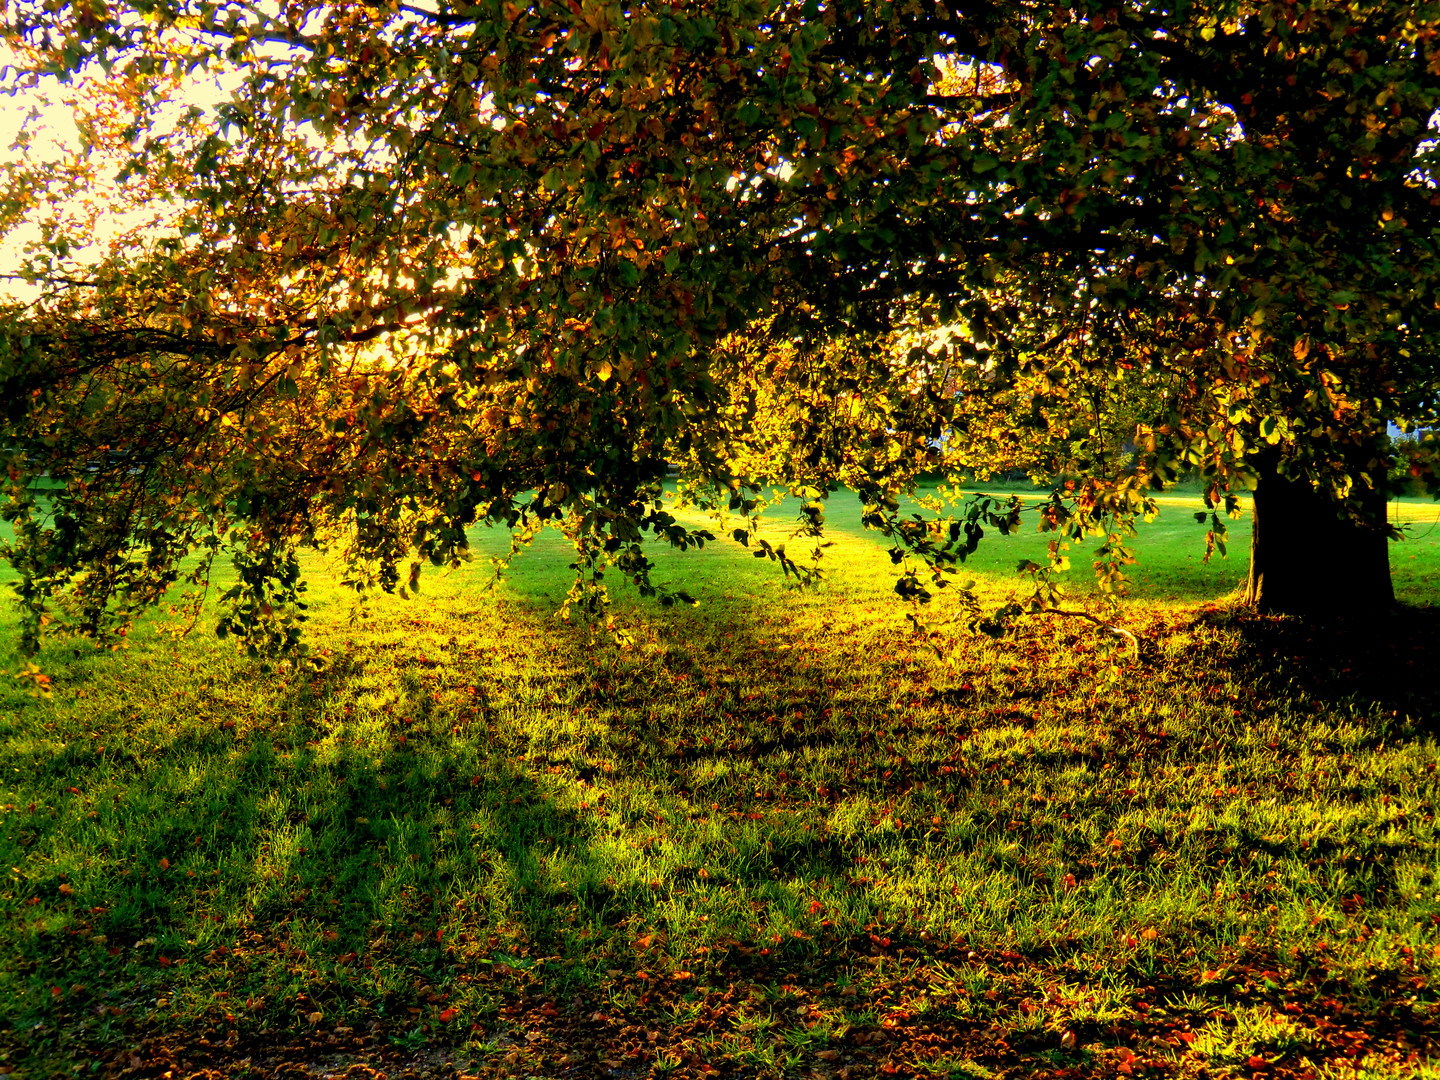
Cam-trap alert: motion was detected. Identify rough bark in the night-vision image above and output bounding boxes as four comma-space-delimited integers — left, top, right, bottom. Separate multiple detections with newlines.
1244, 452, 1394, 616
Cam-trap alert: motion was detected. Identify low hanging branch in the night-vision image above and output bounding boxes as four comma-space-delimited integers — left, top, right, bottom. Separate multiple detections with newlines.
0, 0, 1435, 653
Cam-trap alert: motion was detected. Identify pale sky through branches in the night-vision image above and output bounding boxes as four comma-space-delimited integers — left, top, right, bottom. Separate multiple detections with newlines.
0, 38, 249, 303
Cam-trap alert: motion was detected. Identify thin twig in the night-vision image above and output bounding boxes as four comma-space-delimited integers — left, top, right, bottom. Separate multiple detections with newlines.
1042, 607, 1140, 657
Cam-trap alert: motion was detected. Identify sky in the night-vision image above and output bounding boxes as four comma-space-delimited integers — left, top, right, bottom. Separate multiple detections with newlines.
0, 39, 243, 303
1, 50, 79, 301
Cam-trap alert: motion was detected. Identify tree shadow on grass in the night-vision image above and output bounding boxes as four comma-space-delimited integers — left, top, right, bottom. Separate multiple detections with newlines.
0, 596, 876, 1076
1190, 602, 1440, 734
7, 589, 1440, 1078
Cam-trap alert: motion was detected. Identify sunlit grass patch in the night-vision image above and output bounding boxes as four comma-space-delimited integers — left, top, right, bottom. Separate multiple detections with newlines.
0, 488, 1437, 1077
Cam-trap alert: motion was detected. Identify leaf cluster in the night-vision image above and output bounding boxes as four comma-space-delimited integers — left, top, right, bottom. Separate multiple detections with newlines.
2, 0, 1438, 647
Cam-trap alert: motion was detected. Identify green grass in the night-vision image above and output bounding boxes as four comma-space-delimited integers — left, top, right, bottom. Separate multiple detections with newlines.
1, 488, 1439, 1078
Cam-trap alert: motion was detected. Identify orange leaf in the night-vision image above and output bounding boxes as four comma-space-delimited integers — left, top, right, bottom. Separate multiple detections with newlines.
159, 858, 170, 871
439, 1008, 457, 1022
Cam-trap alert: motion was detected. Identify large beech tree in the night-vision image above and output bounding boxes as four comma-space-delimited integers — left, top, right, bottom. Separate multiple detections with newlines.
1, 0, 1438, 652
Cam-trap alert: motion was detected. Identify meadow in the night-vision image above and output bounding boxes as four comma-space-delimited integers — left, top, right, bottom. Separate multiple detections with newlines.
1, 486, 1438, 1080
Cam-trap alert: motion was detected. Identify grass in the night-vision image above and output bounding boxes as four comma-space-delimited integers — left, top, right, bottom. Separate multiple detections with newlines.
1, 487, 1439, 1079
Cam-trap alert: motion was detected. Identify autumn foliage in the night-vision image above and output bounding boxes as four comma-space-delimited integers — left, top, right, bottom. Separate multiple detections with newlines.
2, 0, 1439, 648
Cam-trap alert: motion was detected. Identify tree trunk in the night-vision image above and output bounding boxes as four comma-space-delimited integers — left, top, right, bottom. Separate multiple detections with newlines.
1244, 452, 1394, 617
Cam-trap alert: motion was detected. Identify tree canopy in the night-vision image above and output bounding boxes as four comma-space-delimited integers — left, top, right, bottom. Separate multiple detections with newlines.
2, 0, 1439, 651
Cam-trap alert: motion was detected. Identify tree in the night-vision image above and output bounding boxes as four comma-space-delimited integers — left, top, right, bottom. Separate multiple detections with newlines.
2, 0, 1437, 653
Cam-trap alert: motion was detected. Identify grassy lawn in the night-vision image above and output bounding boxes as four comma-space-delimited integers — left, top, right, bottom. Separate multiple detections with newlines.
2, 489, 1439, 1079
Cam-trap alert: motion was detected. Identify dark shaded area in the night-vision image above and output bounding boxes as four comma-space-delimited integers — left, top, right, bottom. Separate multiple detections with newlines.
1193, 604, 1440, 729
64, 931, 1440, 1080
